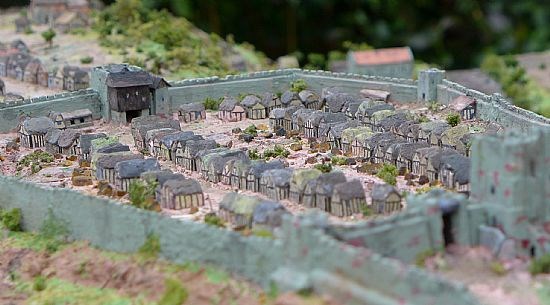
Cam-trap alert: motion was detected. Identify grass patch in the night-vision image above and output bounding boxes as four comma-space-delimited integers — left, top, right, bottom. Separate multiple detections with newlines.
243, 124, 258, 137
446, 113, 460, 127
205, 267, 230, 284
204, 213, 225, 228
138, 234, 161, 261
376, 164, 398, 186
204, 97, 223, 111
128, 180, 158, 211
314, 163, 332, 173
263, 145, 290, 159
530, 253, 550, 275
158, 278, 189, 305
331, 155, 348, 166
489, 261, 507, 276
248, 148, 261, 160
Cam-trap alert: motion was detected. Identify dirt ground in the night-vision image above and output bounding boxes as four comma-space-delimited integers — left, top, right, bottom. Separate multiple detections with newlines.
0, 232, 338, 305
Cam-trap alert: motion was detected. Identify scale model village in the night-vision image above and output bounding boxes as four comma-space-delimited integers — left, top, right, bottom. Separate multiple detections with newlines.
0, 3, 550, 305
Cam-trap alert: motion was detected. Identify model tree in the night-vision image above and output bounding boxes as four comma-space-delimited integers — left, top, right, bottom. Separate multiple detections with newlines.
41, 28, 56, 48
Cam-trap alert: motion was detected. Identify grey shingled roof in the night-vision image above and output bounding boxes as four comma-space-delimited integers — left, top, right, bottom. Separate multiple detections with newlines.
57, 129, 81, 148
249, 160, 285, 177
362, 103, 395, 117
106, 70, 152, 88
252, 201, 288, 225
241, 95, 262, 107
320, 112, 348, 124
440, 154, 470, 184
333, 180, 365, 201
365, 132, 396, 148
185, 139, 218, 157
79, 133, 107, 154
219, 96, 239, 111
115, 158, 161, 179
325, 120, 361, 139
320, 87, 345, 102
396, 142, 430, 160
45, 129, 61, 145
281, 90, 299, 105
97, 153, 143, 170
325, 93, 358, 112
315, 171, 347, 196
261, 168, 294, 187
378, 114, 408, 131
22, 117, 54, 134
57, 109, 92, 120
261, 92, 278, 106
298, 90, 319, 104
428, 149, 459, 171
163, 178, 203, 195
371, 183, 400, 201
269, 108, 286, 119
96, 142, 130, 154
160, 131, 195, 149
130, 115, 164, 127
179, 102, 205, 113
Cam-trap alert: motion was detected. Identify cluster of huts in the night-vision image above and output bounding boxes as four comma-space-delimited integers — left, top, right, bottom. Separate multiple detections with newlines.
0, 40, 89, 91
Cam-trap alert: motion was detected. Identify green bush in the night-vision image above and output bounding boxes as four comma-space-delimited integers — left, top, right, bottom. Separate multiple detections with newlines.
331, 155, 348, 166
18, 151, 54, 167
377, 164, 398, 185
158, 278, 188, 305
314, 163, 332, 173
290, 79, 307, 93
263, 145, 290, 159
243, 124, 258, 136
204, 214, 225, 228
39, 210, 69, 253
361, 206, 373, 217
415, 249, 436, 267
490, 261, 507, 276
80, 56, 94, 64
248, 148, 261, 160
128, 180, 158, 210
304, 53, 326, 70
0, 208, 22, 231
33, 275, 47, 291
138, 234, 161, 260
204, 97, 222, 110
530, 254, 550, 275
24, 27, 34, 34
446, 113, 461, 127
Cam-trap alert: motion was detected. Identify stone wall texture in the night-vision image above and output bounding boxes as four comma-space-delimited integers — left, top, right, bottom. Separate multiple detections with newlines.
0, 174, 480, 305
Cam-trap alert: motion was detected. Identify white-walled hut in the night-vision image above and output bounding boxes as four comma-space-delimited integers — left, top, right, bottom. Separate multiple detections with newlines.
241, 94, 267, 119
178, 102, 206, 123
51, 109, 93, 129
331, 180, 367, 217
218, 96, 245, 122
160, 178, 204, 210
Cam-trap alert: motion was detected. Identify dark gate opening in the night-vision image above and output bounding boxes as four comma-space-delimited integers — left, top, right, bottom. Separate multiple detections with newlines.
125, 110, 142, 123
442, 212, 455, 246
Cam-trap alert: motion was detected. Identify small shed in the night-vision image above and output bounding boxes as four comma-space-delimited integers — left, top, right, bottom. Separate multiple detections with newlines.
45, 128, 62, 154
312, 171, 347, 212
252, 201, 289, 230
299, 89, 322, 110
96, 153, 142, 184
140, 170, 184, 202
23, 58, 47, 85
218, 96, 245, 122
178, 103, 206, 123
241, 95, 266, 119
417, 121, 448, 143
57, 129, 81, 155
331, 180, 367, 217
292, 108, 315, 134
158, 131, 196, 161
134, 119, 181, 150
145, 128, 178, 156
246, 160, 285, 192
428, 123, 451, 147
227, 158, 251, 187
160, 178, 204, 210
19, 117, 55, 148
280, 90, 302, 107
426, 149, 459, 182
78, 133, 107, 161
260, 168, 294, 200
371, 184, 402, 214
439, 154, 471, 193
450, 95, 476, 121
181, 139, 218, 171
218, 193, 261, 229
261, 92, 281, 114
268, 108, 286, 130
344, 100, 363, 120
363, 132, 396, 162
51, 109, 93, 129
114, 158, 161, 192
289, 168, 322, 204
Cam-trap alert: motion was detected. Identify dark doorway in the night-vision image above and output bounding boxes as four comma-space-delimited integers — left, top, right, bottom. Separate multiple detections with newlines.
126, 110, 142, 123
442, 213, 455, 246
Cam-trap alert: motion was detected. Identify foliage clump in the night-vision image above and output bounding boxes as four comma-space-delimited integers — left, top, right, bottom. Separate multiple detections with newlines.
248, 148, 261, 160
290, 79, 307, 93
331, 155, 348, 166
80, 56, 94, 64
158, 278, 189, 305
128, 180, 158, 210
361, 206, 373, 217
263, 145, 290, 159
377, 164, 398, 186
490, 261, 507, 276
138, 234, 161, 260
314, 163, 332, 173
18, 151, 54, 174
530, 254, 550, 275
415, 249, 436, 267
446, 113, 461, 127
204, 213, 225, 228
33, 275, 47, 292
39, 211, 69, 253
204, 97, 222, 110
243, 125, 258, 137
0, 208, 22, 231
41, 28, 56, 48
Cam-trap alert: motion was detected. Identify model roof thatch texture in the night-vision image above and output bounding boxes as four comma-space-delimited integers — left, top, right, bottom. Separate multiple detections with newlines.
365, 132, 396, 148
269, 108, 286, 119
298, 90, 319, 103
179, 103, 205, 113
96, 142, 130, 154
428, 149, 459, 171
397, 142, 430, 160
45, 129, 62, 145
290, 168, 322, 192
440, 154, 471, 184
140, 169, 174, 183
106, 70, 153, 88
97, 153, 143, 170
261, 168, 294, 187
163, 178, 203, 195
325, 120, 361, 139
241, 95, 261, 107
62, 65, 89, 82
261, 92, 278, 106
325, 93, 358, 112
56, 108, 92, 120
137, 120, 181, 137
333, 180, 366, 201
315, 171, 347, 196
420, 121, 450, 135
115, 158, 161, 179
146, 128, 178, 143
219, 96, 239, 111
442, 125, 471, 146
320, 87, 345, 102
281, 90, 298, 105
160, 131, 196, 148
22, 117, 55, 134
57, 129, 81, 148
249, 160, 285, 177
252, 201, 288, 226
371, 183, 400, 201
130, 115, 164, 127
219, 193, 261, 215
79, 133, 107, 153
186, 140, 218, 157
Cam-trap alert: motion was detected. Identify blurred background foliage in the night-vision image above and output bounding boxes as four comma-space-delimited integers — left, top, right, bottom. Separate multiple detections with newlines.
3, 0, 550, 69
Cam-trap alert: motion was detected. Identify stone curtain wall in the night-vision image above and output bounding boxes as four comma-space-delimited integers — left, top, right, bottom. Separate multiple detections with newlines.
437, 79, 550, 130
0, 174, 480, 305
0, 89, 101, 132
